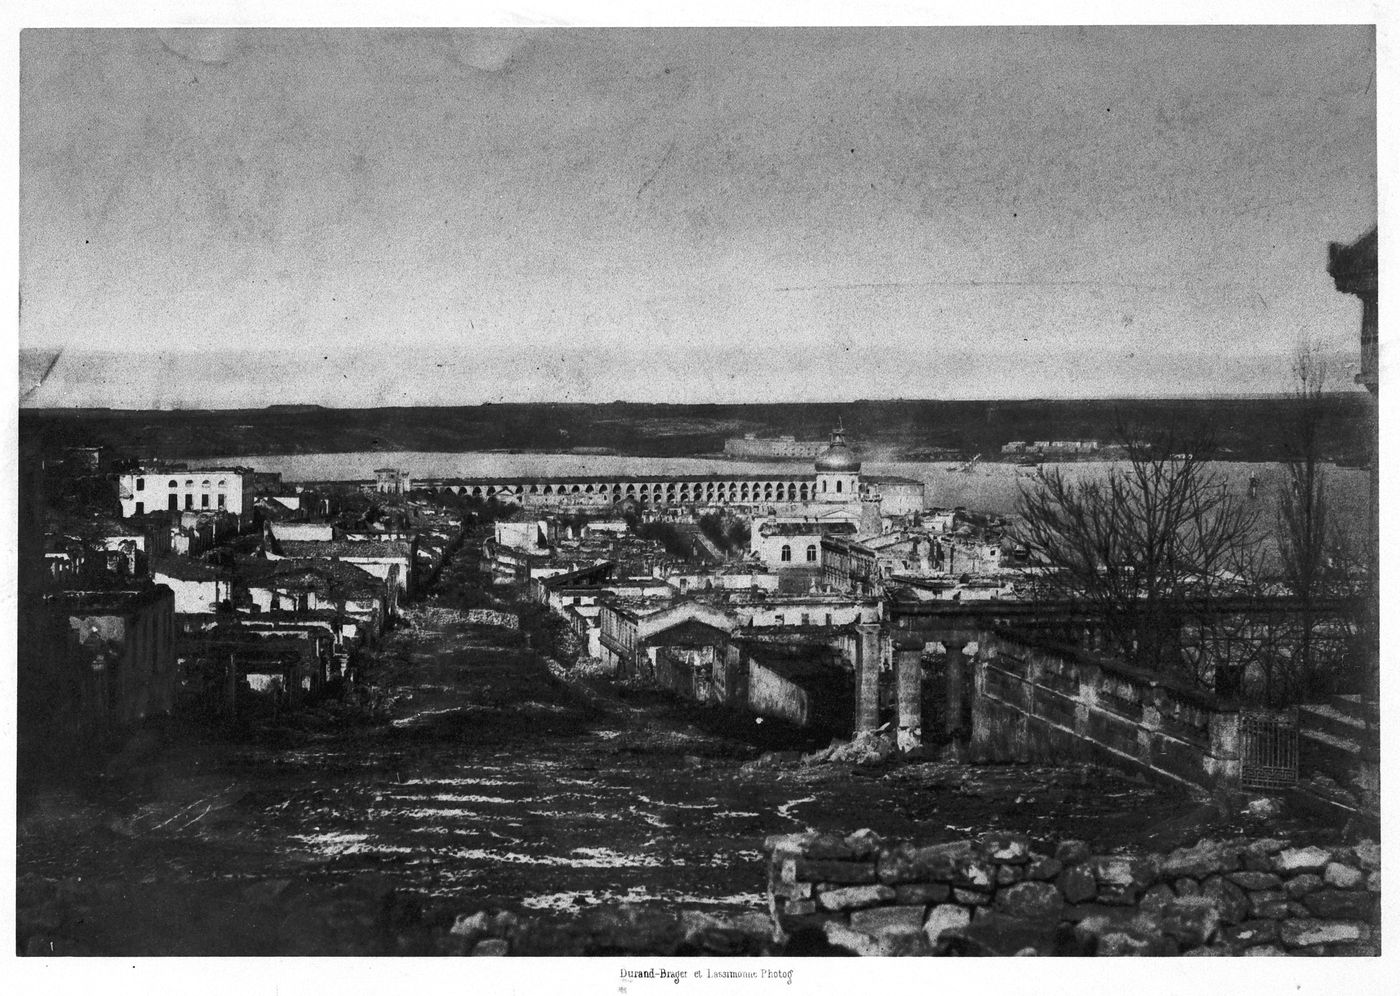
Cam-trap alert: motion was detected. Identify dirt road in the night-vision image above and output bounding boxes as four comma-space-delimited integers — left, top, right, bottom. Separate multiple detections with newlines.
18, 596, 1286, 955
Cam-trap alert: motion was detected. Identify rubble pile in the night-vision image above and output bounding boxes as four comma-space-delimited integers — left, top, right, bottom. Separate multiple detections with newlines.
567, 655, 613, 678
462, 608, 521, 630
446, 905, 775, 956
801, 727, 898, 767
766, 830, 1381, 956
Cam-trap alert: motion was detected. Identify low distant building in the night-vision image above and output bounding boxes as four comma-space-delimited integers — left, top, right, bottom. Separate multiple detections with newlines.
260, 494, 303, 512
483, 536, 550, 586
46, 517, 154, 579
728, 592, 879, 629
43, 533, 87, 581
723, 434, 827, 459
924, 509, 957, 533
862, 476, 925, 517
566, 603, 604, 658
269, 521, 335, 543
151, 557, 235, 615
821, 535, 879, 595
119, 466, 254, 519
495, 518, 548, 550
662, 566, 781, 595
176, 626, 329, 714
583, 519, 630, 536
999, 440, 1100, 458
886, 575, 1017, 601
650, 619, 735, 704
238, 558, 389, 642
374, 468, 413, 495
529, 561, 616, 610
940, 535, 1004, 575
597, 598, 738, 680
271, 538, 414, 604
750, 517, 857, 569
170, 510, 241, 557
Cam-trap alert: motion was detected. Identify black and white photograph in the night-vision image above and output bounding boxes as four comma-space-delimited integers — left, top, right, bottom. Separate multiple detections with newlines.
9, 3, 1388, 982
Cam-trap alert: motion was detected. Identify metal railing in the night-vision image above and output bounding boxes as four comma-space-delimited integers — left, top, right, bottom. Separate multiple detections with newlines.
1240, 707, 1299, 790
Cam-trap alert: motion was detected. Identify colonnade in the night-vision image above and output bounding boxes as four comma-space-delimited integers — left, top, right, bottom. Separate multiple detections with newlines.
853, 624, 974, 750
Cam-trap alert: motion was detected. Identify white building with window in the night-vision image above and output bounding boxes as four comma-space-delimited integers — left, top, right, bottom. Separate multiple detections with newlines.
119, 466, 254, 519
750, 517, 857, 570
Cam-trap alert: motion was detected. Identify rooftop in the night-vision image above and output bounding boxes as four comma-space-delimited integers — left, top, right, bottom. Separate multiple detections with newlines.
599, 595, 677, 617
151, 556, 228, 581
277, 539, 412, 559
641, 618, 733, 647
48, 586, 171, 614
759, 521, 857, 537
412, 472, 815, 486
238, 556, 386, 596
537, 561, 616, 589
133, 464, 254, 475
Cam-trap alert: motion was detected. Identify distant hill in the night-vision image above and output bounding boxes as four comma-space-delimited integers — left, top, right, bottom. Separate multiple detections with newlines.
18, 396, 1375, 465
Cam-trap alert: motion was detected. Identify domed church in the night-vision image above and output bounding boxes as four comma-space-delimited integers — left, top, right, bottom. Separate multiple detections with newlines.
814, 422, 861, 499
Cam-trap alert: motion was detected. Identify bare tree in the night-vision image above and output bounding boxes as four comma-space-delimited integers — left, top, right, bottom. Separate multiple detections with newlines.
1015, 426, 1262, 685
1276, 341, 1332, 695
1275, 340, 1370, 700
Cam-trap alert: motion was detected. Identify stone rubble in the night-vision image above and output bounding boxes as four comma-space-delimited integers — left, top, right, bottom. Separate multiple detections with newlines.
765, 830, 1380, 956
801, 728, 899, 767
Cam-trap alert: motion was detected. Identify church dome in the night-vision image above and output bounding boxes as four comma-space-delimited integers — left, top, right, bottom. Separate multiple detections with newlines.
815, 424, 861, 473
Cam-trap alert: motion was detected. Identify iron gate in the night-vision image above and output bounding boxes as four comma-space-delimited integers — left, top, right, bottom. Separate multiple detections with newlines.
1240, 707, 1299, 790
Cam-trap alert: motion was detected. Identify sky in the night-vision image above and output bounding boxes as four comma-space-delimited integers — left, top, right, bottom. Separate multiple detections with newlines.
17, 25, 1378, 408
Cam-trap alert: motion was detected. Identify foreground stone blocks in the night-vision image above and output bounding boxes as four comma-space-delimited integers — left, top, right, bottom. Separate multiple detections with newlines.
796, 859, 876, 884
767, 829, 1381, 957
1161, 840, 1241, 880
1273, 846, 1332, 875
1058, 865, 1097, 904
1323, 862, 1365, 890
850, 905, 926, 934
924, 903, 972, 942
439, 904, 775, 957
997, 881, 1065, 919
1280, 919, 1366, 948
816, 884, 895, 911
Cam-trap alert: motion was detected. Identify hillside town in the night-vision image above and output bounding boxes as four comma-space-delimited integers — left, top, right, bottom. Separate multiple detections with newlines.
14, 24, 1382, 972
16, 379, 1382, 957
15, 223, 1381, 960
20, 424, 1043, 757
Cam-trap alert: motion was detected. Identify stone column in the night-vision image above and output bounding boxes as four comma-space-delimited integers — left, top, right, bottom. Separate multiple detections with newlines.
854, 624, 881, 734
945, 641, 968, 737
893, 634, 924, 752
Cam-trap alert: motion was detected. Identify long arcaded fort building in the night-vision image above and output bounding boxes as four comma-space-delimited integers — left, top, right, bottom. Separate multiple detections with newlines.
402, 425, 925, 518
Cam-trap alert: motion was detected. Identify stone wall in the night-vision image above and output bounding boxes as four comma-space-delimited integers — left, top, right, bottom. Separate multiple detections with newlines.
972, 631, 1240, 795
765, 830, 1380, 956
